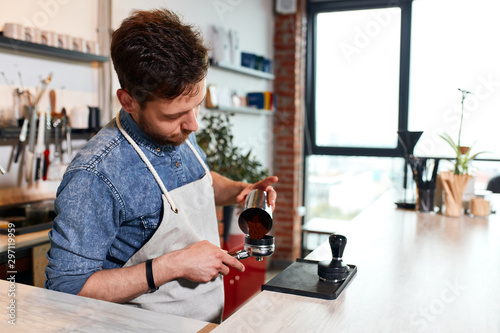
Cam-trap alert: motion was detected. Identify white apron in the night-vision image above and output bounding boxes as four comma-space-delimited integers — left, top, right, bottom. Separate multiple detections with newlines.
116, 116, 224, 324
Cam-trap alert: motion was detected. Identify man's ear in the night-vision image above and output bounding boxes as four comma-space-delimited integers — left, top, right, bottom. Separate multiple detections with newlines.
116, 89, 140, 114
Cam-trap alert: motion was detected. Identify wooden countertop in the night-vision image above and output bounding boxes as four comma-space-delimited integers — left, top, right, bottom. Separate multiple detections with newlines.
0, 229, 50, 253
214, 191, 500, 332
0, 279, 213, 332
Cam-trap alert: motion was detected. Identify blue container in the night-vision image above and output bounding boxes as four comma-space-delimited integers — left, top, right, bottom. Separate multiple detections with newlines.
254, 56, 264, 71
263, 58, 272, 73
241, 52, 256, 69
247, 92, 265, 109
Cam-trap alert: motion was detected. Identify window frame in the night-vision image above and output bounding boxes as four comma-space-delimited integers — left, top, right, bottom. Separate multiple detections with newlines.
305, 0, 413, 158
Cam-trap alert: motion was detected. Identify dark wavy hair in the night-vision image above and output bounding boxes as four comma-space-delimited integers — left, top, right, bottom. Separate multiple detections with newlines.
110, 9, 209, 108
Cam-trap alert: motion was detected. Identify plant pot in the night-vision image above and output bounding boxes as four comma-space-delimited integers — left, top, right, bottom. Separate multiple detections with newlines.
438, 171, 472, 217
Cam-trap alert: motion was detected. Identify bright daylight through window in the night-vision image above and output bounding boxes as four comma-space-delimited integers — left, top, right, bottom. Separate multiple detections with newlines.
306, 6, 403, 224
315, 8, 401, 148
409, 0, 500, 183
305, 0, 500, 227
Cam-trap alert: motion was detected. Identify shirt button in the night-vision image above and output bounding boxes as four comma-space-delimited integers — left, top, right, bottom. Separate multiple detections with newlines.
157, 148, 161, 152
175, 162, 180, 167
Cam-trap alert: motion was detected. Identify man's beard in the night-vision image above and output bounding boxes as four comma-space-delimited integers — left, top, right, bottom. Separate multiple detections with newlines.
135, 114, 191, 146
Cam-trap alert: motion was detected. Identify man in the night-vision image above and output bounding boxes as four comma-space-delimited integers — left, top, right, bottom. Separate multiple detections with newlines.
45, 8, 278, 324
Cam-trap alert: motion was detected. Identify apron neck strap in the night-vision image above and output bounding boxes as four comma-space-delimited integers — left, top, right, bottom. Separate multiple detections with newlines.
116, 115, 179, 213
185, 140, 213, 186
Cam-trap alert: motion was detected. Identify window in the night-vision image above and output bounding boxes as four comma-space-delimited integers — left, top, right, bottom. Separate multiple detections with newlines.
305, 0, 411, 223
305, 0, 500, 225
304, 155, 402, 222
315, 8, 401, 149
409, 0, 500, 162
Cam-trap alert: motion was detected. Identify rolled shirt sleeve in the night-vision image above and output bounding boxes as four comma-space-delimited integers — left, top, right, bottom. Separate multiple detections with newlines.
45, 168, 122, 294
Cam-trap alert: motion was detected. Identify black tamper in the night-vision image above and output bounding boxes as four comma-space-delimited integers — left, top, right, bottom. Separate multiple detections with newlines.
318, 234, 349, 284
263, 232, 357, 299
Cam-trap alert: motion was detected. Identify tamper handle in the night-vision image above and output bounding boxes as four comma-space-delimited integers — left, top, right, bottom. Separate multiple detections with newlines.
329, 234, 347, 259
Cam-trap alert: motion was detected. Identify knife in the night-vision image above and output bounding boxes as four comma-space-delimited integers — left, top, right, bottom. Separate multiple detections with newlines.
25, 105, 38, 183
42, 111, 51, 181
35, 109, 46, 181
14, 107, 29, 163
62, 108, 72, 158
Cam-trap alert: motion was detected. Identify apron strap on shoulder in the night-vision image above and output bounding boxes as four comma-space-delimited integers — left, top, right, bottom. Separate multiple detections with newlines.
116, 115, 179, 213
185, 140, 213, 186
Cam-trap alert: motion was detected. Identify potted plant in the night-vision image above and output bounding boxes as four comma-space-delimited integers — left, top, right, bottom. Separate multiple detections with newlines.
438, 88, 485, 216
196, 111, 268, 240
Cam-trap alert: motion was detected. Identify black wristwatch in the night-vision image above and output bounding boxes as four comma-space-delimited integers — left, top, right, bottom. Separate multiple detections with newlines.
146, 259, 159, 293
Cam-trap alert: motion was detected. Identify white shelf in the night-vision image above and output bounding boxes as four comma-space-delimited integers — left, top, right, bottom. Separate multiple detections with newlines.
0, 34, 108, 63
207, 106, 275, 116
211, 61, 275, 80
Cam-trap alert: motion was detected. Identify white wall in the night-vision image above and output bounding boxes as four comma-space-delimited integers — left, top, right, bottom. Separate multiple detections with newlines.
0, 0, 100, 111
0, 0, 275, 204
111, 0, 275, 175
0, 0, 100, 204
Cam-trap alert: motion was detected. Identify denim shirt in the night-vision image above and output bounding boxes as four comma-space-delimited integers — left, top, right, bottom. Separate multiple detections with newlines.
45, 109, 208, 295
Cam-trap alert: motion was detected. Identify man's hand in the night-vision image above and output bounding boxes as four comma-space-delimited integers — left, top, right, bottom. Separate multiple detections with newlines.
236, 176, 278, 212
166, 241, 245, 283
78, 240, 244, 303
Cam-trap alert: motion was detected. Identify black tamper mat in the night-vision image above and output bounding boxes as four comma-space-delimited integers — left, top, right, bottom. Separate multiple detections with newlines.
263, 234, 356, 299
262, 258, 357, 300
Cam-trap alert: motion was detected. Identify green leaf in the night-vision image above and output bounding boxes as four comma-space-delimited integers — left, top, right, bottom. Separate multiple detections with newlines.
196, 111, 269, 183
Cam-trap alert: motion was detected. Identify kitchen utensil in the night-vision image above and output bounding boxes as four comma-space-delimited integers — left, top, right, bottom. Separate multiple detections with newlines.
47, 117, 67, 180
72, 37, 83, 52
0, 71, 10, 86
34, 73, 53, 106
263, 258, 357, 300
318, 234, 349, 284
396, 130, 424, 210
263, 234, 357, 300
14, 107, 29, 163
14, 89, 33, 163
230, 189, 275, 261
5, 88, 20, 127
243, 235, 275, 261
88, 106, 101, 130
57, 34, 71, 49
24, 27, 41, 43
40, 30, 56, 47
34, 110, 45, 181
238, 189, 273, 239
25, 105, 37, 182
228, 250, 250, 260
3, 23, 24, 40
229, 235, 275, 262
14, 88, 24, 125
62, 108, 72, 157
42, 112, 51, 180
70, 105, 89, 129
49, 89, 60, 118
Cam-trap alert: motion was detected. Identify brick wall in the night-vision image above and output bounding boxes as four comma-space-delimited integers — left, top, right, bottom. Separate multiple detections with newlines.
272, 0, 307, 265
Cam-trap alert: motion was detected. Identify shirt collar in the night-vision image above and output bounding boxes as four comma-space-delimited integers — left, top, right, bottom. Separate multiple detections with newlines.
118, 109, 175, 155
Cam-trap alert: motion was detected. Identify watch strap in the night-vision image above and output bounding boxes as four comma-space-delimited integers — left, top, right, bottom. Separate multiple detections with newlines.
146, 259, 159, 292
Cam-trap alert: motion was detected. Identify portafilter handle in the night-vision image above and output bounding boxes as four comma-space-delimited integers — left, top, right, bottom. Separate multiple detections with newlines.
229, 250, 250, 260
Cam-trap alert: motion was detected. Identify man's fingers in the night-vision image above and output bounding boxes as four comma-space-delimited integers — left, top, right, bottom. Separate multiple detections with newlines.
223, 254, 245, 273
256, 176, 279, 190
